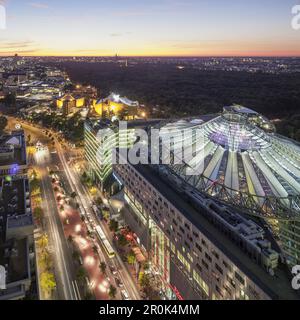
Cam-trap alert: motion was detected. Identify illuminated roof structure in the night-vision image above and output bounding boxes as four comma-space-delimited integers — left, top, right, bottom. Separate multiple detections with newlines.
159, 106, 300, 219
96, 93, 139, 107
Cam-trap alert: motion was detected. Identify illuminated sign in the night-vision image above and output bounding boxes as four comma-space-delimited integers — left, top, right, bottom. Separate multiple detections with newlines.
169, 284, 184, 300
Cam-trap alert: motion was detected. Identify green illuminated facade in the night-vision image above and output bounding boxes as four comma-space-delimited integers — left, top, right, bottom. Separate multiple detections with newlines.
84, 119, 136, 189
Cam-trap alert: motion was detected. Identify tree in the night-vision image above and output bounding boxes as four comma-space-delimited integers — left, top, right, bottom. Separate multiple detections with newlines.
4, 93, 16, 109
30, 179, 41, 195
99, 262, 107, 274
76, 267, 87, 281
70, 192, 77, 199
127, 251, 136, 265
27, 134, 32, 146
108, 285, 117, 299
37, 233, 48, 250
109, 219, 119, 233
118, 233, 128, 247
39, 250, 53, 271
31, 170, 38, 180
33, 207, 44, 221
40, 272, 56, 293
95, 197, 103, 206
92, 245, 98, 255
72, 251, 81, 262
84, 292, 94, 300
82, 172, 87, 180
143, 261, 150, 271
139, 273, 150, 288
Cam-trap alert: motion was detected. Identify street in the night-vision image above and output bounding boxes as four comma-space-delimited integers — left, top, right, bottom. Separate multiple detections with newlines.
7, 117, 140, 300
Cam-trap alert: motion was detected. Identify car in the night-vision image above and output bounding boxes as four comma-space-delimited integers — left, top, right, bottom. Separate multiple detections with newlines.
115, 277, 124, 288
109, 264, 118, 275
121, 290, 130, 300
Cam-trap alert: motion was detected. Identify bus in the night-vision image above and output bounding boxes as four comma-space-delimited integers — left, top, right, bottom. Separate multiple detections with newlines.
92, 205, 99, 215
95, 225, 106, 241
95, 225, 115, 258
103, 239, 115, 259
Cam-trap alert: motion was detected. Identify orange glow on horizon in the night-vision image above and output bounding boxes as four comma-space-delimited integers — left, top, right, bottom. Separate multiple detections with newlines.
1, 41, 300, 58
1, 51, 300, 57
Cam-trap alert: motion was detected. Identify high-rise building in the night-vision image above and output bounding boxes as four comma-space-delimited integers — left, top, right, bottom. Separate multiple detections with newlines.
114, 163, 297, 300
86, 106, 300, 300
84, 118, 137, 191
114, 106, 300, 299
0, 130, 34, 300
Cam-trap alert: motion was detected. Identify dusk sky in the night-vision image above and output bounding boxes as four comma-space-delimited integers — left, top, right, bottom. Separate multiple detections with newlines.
0, 0, 300, 56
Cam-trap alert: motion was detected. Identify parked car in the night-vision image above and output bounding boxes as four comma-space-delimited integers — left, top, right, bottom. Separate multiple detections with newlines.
115, 277, 124, 288
121, 290, 130, 300
109, 264, 118, 275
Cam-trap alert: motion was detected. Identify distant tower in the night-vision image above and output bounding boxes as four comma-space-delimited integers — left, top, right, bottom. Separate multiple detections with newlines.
13, 53, 20, 62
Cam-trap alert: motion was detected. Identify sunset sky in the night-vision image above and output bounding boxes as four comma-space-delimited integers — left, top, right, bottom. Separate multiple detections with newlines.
0, 0, 300, 56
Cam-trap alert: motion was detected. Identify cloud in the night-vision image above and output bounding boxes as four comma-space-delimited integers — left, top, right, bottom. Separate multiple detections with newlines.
110, 33, 123, 37
28, 2, 49, 9
0, 39, 40, 55
0, 40, 39, 51
109, 32, 132, 37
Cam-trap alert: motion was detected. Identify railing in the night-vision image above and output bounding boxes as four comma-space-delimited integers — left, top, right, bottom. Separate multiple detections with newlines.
157, 164, 300, 221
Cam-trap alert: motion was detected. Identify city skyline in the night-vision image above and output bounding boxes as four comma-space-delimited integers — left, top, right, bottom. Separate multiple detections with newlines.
0, 0, 300, 57
0, 0, 300, 305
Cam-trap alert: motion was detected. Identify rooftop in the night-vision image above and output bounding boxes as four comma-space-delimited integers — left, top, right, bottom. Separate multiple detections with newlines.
0, 131, 27, 167
96, 93, 139, 107
0, 237, 30, 285
158, 107, 300, 219
134, 163, 299, 300
0, 178, 32, 242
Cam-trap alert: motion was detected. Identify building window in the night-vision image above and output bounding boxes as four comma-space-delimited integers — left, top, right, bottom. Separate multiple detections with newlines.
212, 250, 219, 260
177, 251, 191, 273
205, 252, 212, 262
193, 270, 209, 297
196, 243, 202, 252
235, 272, 245, 286
215, 285, 223, 297
202, 259, 209, 270
201, 239, 208, 248
226, 275, 236, 288
223, 260, 232, 272
215, 263, 223, 275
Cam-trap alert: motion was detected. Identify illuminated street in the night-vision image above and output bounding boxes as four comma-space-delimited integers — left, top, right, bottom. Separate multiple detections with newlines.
7, 117, 140, 300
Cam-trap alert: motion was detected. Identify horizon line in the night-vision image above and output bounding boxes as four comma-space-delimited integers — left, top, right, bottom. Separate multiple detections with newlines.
1, 54, 300, 58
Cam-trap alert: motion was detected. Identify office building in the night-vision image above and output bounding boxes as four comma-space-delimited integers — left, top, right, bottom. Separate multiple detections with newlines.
0, 131, 34, 300
113, 106, 299, 299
